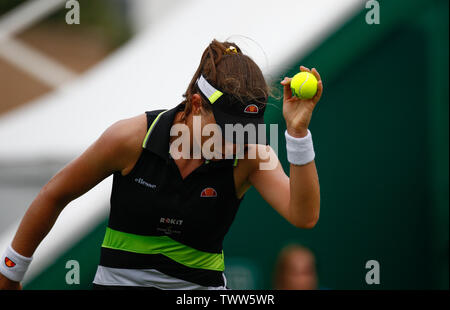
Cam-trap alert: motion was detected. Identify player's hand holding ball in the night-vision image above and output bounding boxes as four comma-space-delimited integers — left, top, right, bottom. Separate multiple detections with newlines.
281, 66, 323, 138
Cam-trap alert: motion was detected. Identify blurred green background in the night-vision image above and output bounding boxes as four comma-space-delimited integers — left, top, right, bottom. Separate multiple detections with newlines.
18, 0, 449, 290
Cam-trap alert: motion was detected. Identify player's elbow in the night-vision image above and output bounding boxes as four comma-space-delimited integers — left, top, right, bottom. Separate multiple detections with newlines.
292, 216, 319, 229
298, 218, 319, 229
290, 203, 320, 229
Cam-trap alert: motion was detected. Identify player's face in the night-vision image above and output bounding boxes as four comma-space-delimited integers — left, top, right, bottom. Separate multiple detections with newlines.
199, 110, 248, 160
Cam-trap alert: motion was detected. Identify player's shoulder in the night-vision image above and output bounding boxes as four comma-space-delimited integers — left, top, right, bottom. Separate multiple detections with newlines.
238, 144, 279, 171
146, 109, 167, 119
247, 144, 277, 160
109, 113, 146, 138
100, 113, 147, 154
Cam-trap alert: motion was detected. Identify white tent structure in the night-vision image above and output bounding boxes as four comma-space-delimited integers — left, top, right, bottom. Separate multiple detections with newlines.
0, 0, 363, 284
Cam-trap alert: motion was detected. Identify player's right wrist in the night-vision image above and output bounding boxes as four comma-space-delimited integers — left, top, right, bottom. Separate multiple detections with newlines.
0, 244, 33, 282
0, 272, 22, 290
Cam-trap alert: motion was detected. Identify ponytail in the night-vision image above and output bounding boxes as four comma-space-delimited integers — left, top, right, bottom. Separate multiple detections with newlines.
182, 39, 267, 117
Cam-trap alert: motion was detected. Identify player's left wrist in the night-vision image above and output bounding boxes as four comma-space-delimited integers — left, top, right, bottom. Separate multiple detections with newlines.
285, 129, 315, 166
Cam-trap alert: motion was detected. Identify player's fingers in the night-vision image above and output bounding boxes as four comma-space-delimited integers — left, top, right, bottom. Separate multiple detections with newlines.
311, 68, 322, 82
280, 77, 292, 87
281, 77, 293, 99
313, 80, 323, 102
300, 66, 311, 73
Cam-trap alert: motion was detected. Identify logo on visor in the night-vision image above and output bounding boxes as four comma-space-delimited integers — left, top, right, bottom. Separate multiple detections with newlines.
244, 104, 259, 114
200, 187, 217, 197
4, 257, 15, 268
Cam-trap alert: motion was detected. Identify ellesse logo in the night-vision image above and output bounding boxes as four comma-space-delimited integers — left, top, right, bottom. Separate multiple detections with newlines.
200, 187, 217, 197
244, 104, 259, 114
4, 257, 15, 268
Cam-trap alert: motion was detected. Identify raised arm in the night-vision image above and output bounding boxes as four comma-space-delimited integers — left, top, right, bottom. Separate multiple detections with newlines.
248, 67, 323, 229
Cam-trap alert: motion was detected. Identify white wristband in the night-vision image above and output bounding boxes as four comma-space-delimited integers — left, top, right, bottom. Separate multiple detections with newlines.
285, 129, 315, 165
0, 245, 33, 282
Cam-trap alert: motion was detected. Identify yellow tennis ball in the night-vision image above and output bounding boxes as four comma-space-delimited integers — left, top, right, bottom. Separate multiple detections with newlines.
290, 72, 318, 99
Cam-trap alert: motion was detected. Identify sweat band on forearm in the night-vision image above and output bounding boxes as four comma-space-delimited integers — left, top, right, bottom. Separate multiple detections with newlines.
285, 129, 315, 166
0, 245, 33, 282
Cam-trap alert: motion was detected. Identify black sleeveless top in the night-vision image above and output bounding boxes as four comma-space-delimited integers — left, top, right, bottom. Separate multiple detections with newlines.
98, 104, 243, 287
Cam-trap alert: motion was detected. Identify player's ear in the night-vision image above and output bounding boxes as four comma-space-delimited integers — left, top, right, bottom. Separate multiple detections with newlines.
191, 94, 203, 115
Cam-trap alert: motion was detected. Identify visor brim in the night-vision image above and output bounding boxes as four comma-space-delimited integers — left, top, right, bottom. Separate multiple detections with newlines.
211, 104, 267, 145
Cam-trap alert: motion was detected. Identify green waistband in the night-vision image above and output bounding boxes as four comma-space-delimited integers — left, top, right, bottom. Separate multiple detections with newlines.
102, 227, 225, 271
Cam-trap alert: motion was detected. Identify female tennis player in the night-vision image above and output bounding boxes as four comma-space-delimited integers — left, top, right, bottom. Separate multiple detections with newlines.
0, 39, 322, 290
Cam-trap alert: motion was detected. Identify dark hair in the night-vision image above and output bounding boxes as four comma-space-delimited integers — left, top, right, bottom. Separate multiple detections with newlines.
182, 39, 269, 116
